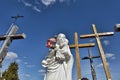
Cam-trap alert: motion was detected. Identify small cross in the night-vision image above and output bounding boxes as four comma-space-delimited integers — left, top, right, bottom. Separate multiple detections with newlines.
82, 48, 100, 80
11, 14, 24, 23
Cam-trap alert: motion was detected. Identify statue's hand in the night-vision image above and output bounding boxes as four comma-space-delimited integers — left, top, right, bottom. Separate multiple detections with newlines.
55, 57, 65, 64
64, 53, 70, 63
42, 60, 47, 67
54, 44, 60, 51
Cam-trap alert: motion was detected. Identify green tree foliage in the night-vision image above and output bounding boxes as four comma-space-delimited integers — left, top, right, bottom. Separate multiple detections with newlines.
1, 62, 19, 80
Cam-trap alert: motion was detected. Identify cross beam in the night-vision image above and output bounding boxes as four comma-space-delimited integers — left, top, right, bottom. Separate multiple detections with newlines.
82, 48, 100, 80
80, 32, 114, 39
0, 24, 26, 62
0, 33, 26, 40
80, 24, 114, 80
69, 32, 95, 80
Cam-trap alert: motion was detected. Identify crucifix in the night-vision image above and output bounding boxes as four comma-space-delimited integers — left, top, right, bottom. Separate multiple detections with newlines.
80, 24, 114, 80
0, 15, 26, 78
82, 48, 100, 80
69, 32, 95, 80
11, 14, 24, 23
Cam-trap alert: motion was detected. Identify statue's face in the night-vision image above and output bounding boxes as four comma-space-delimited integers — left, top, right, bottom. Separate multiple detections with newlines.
57, 37, 64, 45
56, 33, 69, 47
57, 33, 65, 43
57, 37, 67, 48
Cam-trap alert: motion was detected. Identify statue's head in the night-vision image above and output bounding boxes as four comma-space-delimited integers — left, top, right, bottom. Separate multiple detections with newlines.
57, 33, 66, 38
56, 33, 68, 48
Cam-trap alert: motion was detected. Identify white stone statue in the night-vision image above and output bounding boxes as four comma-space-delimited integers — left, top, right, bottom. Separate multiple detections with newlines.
42, 33, 74, 80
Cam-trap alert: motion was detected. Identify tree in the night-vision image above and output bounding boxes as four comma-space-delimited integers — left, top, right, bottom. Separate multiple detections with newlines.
1, 62, 19, 80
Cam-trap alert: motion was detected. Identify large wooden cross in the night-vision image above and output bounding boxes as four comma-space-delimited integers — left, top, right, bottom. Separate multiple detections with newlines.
69, 32, 95, 80
0, 24, 26, 77
80, 24, 114, 80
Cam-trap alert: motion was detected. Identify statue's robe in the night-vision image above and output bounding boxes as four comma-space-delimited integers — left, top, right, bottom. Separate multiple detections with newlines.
42, 44, 74, 80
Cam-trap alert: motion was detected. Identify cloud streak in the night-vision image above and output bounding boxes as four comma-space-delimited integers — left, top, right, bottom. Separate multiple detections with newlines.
41, 0, 56, 6
96, 53, 115, 68
33, 6, 41, 12
103, 40, 110, 46
105, 53, 116, 60
96, 62, 109, 68
23, 61, 35, 68
18, 0, 75, 13
16, 59, 22, 63
22, 0, 32, 7
6, 52, 18, 60
26, 64, 35, 68
38, 69, 46, 76
20, 0, 41, 13
19, 73, 31, 80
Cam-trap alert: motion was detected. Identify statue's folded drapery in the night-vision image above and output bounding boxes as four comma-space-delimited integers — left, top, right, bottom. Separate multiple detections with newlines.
42, 33, 74, 80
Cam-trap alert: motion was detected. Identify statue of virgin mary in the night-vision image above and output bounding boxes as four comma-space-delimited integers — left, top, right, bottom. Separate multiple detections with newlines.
42, 33, 74, 80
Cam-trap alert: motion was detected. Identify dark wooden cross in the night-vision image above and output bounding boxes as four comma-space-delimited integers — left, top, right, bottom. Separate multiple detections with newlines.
82, 48, 100, 80
80, 24, 114, 80
11, 14, 24, 23
0, 24, 26, 77
69, 32, 95, 80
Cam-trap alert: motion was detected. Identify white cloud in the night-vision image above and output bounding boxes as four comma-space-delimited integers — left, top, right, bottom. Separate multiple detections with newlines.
25, 74, 31, 77
23, 61, 35, 68
97, 62, 109, 68
26, 64, 35, 68
23, 56, 27, 58
22, 0, 32, 7
6, 52, 18, 60
21, 0, 41, 13
24, 62, 28, 65
105, 53, 114, 58
16, 59, 22, 63
38, 69, 46, 73
38, 69, 46, 75
97, 63, 103, 68
18, 0, 75, 13
33, 6, 41, 12
96, 53, 115, 68
89, 38, 95, 42
19, 73, 31, 79
41, 0, 72, 6
111, 57, 116, 59
103, 40, 110, 46
41, 0, 56, 6
105, 53, 116, 59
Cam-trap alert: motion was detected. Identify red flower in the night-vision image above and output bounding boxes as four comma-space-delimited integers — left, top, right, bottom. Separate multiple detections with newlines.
46, 38, 56, 48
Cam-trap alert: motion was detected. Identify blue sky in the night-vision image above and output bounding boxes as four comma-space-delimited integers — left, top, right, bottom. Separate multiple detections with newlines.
0, 0, 120, 80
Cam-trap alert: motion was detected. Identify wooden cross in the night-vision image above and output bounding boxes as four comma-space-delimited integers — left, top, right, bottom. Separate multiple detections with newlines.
0, 24, 26, 77
80, 24, 114, 80
11, 14, 24, 23
69, 32, 95, 80
82, 48, 100, 80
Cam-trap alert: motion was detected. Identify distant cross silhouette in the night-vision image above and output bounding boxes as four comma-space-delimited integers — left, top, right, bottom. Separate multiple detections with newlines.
82, 48, 100, 80
11, 14, 24, 23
